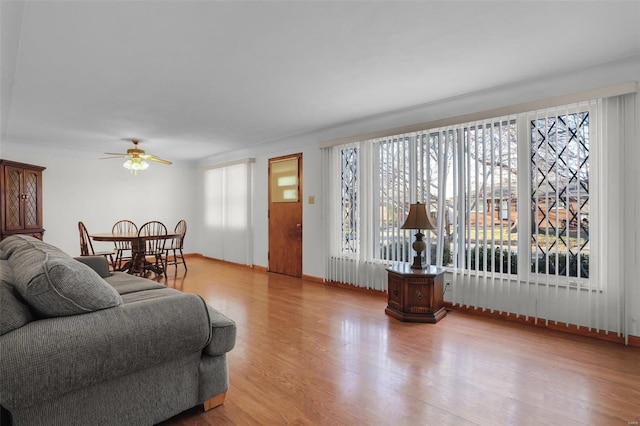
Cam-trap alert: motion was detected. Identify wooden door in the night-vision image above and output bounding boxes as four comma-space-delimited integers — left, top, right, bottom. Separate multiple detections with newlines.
268, 154, 302, 277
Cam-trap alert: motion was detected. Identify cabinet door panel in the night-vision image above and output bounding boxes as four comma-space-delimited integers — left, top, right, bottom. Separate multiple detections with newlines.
387, 274, 403, 311
405, 279, 432, 314
23, 170, 41, 229
4, 167, 24, 230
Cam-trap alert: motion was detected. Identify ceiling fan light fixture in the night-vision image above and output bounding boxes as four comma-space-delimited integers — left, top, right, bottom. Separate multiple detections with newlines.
103, 139, 171, 175
123, 157, 149, 175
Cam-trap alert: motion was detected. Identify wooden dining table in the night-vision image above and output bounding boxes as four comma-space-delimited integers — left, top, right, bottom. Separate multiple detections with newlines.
91, 231, 179, 275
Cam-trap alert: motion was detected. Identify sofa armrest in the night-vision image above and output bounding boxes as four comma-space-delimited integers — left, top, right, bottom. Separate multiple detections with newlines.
0, 293, 211, 409
73, 255, 111, 278
203, 305, 236, 355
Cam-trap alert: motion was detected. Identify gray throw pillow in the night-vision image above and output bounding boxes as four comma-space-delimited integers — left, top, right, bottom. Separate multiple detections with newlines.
0, 236, 29, 257
0, 259, 13, 283
0, 280, 34, 335
12, 253, 122, 317
0, 249, 7, 260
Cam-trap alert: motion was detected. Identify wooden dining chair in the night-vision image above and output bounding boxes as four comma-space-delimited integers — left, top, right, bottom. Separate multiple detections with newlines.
137, 221, 168, 277
78, 221, 115, 269
112, 219, 138, 270
165, 219, 187, 271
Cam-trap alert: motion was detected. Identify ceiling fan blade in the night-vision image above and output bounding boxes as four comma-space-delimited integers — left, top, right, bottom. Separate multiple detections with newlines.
103, 140, 172, 167
100, 155, 127, 160
142, 154, 172, 165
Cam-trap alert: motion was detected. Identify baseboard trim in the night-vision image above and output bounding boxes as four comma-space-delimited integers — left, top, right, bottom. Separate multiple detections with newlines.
444, 302, 634, 345
302, 274, 324, 284
193, 255, 314, 278
628, 334, 640, 347
196, 255, 258, 269
322, 280, 387, 297
184, 253, 203, 258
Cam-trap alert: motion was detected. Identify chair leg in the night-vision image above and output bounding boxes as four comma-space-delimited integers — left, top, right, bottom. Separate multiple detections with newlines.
157, 254, 167, 277
180, 248, 187, 270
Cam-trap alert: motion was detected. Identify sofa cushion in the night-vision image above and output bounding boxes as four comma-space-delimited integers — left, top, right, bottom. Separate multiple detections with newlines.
10, 246, 122, 317
203, 305, 237, 355
0, 280, 34, 335
120, 287, 181, 303
0, 292, 212, 409
104, 272, 166, 295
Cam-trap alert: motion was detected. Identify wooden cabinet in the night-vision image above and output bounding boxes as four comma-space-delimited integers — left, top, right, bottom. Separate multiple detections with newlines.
385, 262, 446, 323
0, 160, 46, 241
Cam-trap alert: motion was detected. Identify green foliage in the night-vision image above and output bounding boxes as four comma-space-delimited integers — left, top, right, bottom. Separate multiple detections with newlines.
380, 241, 589, 278
379, 239, 452, 266
464, 246, 518, 275
531, 253, 589, 278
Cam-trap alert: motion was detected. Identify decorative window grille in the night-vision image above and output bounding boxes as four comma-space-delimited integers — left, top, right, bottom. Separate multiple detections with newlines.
530, 110, 590, 278
341, 147, 358, 253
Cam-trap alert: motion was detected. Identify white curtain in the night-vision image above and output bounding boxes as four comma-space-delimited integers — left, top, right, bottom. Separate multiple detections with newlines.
203, 161, 253, 265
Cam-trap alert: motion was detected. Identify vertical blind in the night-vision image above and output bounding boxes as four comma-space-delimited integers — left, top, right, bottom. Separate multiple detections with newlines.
323, 94, 633, 336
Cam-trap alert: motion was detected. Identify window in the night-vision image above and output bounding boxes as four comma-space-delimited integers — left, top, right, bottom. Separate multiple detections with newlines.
459, 120, 518, 275
333, 109, 590, 279
341, 147, 358, 253
530, 110, 590, 278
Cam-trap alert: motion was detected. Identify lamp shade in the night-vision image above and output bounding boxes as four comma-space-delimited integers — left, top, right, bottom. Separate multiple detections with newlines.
401, 202, 436, 231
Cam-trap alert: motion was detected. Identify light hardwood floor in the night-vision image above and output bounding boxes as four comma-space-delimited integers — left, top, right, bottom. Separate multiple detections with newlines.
157, 256, 640, 426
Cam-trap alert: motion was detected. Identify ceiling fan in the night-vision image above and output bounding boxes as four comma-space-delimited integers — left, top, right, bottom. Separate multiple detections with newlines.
102, 139, 172, 175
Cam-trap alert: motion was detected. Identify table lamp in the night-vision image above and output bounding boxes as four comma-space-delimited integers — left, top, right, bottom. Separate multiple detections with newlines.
401, 202, 436, 269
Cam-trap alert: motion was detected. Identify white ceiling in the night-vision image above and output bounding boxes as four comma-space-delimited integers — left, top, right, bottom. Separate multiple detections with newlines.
2, 1, 639, 163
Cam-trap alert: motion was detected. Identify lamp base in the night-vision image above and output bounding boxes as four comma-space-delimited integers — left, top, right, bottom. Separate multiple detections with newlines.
410, 231, 428, 269
410, 254, 428, 270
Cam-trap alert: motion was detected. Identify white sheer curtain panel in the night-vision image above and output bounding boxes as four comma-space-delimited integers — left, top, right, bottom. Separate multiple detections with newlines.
203, 161, 253, 265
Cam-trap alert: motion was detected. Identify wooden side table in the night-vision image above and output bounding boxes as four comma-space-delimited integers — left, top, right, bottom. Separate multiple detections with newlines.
385, 262, 446, 323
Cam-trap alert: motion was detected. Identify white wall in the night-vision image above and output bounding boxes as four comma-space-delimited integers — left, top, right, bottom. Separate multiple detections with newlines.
0, 147, 197, 256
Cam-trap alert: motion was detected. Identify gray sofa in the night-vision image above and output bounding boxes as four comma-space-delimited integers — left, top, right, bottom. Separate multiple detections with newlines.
0, 235, 236, 425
